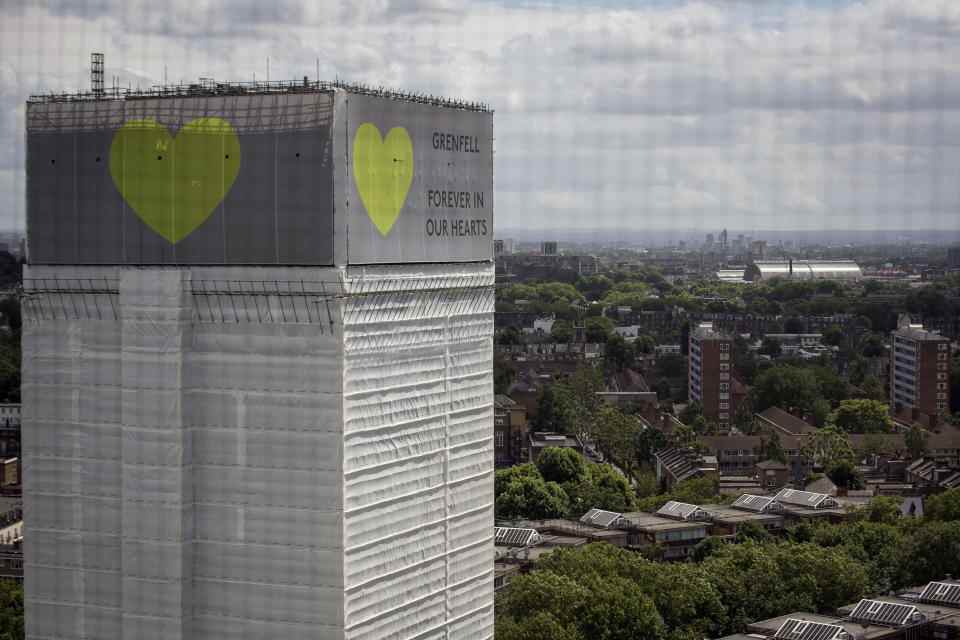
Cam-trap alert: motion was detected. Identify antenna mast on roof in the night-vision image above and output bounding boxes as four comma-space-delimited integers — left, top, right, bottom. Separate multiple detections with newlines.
91, 53, 104, 97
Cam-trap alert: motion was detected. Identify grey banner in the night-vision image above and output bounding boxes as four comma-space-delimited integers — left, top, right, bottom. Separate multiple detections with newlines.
342, 93, 493, 264
26, 93, 335, 265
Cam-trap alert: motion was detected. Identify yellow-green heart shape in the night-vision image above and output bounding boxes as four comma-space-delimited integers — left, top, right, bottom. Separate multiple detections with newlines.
352, 123, 414, 237
109, 117, 241, 244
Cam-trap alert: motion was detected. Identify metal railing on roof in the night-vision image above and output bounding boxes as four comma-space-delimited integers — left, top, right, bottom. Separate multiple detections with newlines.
28, 78, 493, 112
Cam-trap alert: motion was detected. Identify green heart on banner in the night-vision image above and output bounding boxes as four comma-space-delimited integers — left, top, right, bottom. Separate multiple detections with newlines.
109, 117, 241, 244
352, 123, 414, 237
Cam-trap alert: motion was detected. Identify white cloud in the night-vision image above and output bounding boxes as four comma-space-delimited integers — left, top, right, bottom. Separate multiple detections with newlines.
1, 0, 959, 233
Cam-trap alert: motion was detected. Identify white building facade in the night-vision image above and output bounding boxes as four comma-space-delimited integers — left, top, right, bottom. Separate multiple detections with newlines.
23, 85, 494, 639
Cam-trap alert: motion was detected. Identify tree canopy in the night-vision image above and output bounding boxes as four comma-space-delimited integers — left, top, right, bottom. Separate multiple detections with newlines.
828, 399, 893, 434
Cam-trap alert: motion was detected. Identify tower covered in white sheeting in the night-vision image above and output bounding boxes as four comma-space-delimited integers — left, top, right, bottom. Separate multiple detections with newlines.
22, 81, 494, 640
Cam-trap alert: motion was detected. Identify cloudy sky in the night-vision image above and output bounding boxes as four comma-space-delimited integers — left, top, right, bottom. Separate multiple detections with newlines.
2, 0, 959, 235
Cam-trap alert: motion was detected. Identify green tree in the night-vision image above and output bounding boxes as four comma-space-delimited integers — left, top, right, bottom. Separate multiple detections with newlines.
495, 463, 541, 497
926, 487, 960, 522
762, 430, 788, 464
494, 356, 517, 395
759, 337, 782, 357
734, 398, 757, 435
828, 399, 893, 434
496, 474, 570, 519
0, 580, 23, 640
551, 319, 574, 343
822, 325, 845, 347
905, 425, 929, 459
826, 459, 864, 490
679, 401, 703, 426
859, 376, 885, 402
536, 447, 588, 485
635, 334, 656, 355
750, 365, 820, 416
496, 571, 589, 630
495, 612, 583, 640
863, 496, 902, 525
585, 316, 615, 343
605, 334, 636, 372
591, 405, 644, 481
735, 520, 773, 544
810, 520, 906, 593
702, 541, 868, 633
801, 426, 856, 471
900, 520, 960, 584
534, 385, 579, 435
565, 463, 637, 515
497, 326, 523, 346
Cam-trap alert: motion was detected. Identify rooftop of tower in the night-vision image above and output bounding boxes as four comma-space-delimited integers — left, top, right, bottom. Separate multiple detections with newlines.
27, 77, 493, 113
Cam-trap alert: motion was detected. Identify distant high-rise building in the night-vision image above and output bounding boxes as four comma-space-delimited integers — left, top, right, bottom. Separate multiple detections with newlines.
494, 238, 514, 256
719, 229, 728, 250
705, 233, 715, 248
948, 246, 960, 269
541, 241, 558, 255
23, 79, 494, 639
750, 240, 767, 259
689, 322, 735, 429
891, 315, 951, 421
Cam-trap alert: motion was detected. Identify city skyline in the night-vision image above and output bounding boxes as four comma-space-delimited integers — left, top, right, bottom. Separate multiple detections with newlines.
3, 0, 960, 235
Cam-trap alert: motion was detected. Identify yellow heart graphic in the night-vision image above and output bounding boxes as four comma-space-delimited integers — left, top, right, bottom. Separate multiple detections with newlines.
109, 117, 241, 244
352, 123, 414, 237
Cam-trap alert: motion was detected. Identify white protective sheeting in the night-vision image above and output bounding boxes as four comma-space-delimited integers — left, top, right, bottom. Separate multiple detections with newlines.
22, 262, 494, 640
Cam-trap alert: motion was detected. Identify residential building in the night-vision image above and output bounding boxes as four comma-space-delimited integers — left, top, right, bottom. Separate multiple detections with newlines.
493, 238, 515, 256
890, 315, 951, 422
528, 432, 585, 462
654, 447, 718, 490
494, 395, 529, 467
755, 406, 818, 437
689, 322, 737, 428
755, 460, 791, 490
619, 510, 710, 560
724, 579, 960, 640
0, 404, 19, 458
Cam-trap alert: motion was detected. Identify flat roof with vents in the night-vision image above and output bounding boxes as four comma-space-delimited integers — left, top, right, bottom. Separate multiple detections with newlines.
774, 619, 848, 640
656, 501, 711, 521
494, 527, 542, 548
849, 599, 923, 626
919, 582, 960, 606
774, 489, 839, 509
732, 494, 783, 513
579, 509, 625, 529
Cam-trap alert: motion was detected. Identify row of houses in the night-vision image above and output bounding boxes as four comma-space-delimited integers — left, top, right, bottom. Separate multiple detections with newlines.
718, 580, 960, 640
496, 488, 860, 574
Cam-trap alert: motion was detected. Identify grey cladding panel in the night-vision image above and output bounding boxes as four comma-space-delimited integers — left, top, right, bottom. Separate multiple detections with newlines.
343, 93, 493, 264
27, 94, 335, 265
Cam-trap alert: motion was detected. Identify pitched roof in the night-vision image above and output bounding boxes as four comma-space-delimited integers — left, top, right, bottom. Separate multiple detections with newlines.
494, 527, 542, 548
805, 477, 838, 496
773, 619, 847, 640
849, 599, 923, 626
654, 448, 704, 483
758, 407, 818, 435
579, 509, 625, 529
732, 494, 783, 513
775, 488, 839, 509
756, 460, 789, 470
919, 581, 960, 606
656, 501, 711, 521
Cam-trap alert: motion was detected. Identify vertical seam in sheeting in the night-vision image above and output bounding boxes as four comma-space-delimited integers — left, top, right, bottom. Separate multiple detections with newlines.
443, 300, 452, 638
